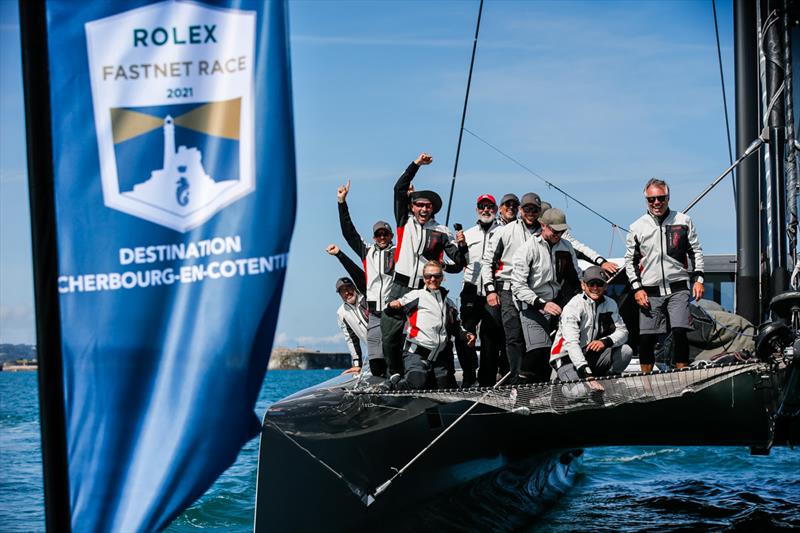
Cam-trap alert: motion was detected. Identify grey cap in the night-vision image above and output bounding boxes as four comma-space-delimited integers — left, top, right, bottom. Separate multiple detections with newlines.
335, 277, 355, 292
540, 201, 552, 212
582, 265, 607, 284
520, 192, 542, 209
539, 207, 569, 231
500, 193, 520, 205
372, 221, 393, 235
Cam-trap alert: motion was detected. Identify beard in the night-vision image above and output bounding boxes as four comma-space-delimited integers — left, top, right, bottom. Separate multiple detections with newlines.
479, 213, 494, 224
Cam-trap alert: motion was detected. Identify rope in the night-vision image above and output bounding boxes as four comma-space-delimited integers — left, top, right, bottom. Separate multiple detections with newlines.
462, 127, 629, 231
445, 0, 484, 226
711, 0, 737, 207
367, 371, 512, 504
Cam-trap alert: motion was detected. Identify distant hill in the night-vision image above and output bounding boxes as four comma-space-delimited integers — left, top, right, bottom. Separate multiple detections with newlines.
0, 344, 37, 364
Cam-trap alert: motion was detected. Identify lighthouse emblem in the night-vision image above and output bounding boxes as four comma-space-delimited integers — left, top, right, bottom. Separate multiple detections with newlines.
84, 2, 256, 232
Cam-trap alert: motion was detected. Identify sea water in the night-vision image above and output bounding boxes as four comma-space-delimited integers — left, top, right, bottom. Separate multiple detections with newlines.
1, 370, 798, 532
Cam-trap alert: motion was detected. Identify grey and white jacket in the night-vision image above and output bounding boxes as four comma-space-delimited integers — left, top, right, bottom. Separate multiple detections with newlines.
463, 220, 501, 296
481, 218, 539, 293
549, 293, 628, 372
336, 294, 369, 368
396, 287, 461, 360
338, 201, 395, 311
510, 235, 582, 309
392, 163, 467, 289
624, 209, 704, 296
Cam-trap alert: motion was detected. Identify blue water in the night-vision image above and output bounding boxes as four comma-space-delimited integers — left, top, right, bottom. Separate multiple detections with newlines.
2, 370, 798, 532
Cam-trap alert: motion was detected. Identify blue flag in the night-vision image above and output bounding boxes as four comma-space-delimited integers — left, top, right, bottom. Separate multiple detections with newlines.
40, 1, 295, 530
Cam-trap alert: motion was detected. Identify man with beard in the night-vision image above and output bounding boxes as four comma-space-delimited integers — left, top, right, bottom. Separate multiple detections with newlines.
337, 179, 394, 377
461, 194, 506, 386
381, 153, 468, 378
511, 208, 582, 382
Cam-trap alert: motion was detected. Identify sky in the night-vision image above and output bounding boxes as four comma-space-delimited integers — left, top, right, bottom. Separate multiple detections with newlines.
0, 0, 739, 352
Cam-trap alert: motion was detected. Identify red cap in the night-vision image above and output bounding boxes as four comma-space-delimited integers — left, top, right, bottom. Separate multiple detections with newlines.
476, 194, 497, 206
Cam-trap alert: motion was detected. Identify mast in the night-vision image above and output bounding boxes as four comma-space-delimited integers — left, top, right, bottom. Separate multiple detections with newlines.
735, 0, 761, 324
763, 0, 790, 299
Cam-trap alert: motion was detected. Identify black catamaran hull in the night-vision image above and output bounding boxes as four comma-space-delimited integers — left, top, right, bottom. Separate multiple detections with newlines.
254, 362, 796, 532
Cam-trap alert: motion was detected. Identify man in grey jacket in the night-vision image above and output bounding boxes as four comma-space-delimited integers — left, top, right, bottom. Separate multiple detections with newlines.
550, 265, 631, 383
624, 178, 704, 373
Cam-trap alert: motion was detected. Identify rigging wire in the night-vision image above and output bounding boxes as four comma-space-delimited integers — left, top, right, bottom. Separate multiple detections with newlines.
445, 0, 484, 226
782, 0, 798, 263
712, 0, 738, 209
462, 127, 629, 231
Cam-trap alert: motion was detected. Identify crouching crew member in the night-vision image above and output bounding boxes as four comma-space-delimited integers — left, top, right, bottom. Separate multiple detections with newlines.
388, 260, 475, 390
336, 179, 394, 377
511, 208, 582, 382
624, 179, 704, 373
382, 153, 468, 377
462, 194, 505, 387
550, 265, 632, 383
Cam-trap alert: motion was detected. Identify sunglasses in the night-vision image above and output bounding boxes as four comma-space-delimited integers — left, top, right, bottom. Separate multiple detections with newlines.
413, 201, 433, 209
423, 272, 443, 280
646, 195, 668, 203
521, 206, 540, 213
586, 280, 606, 288
374, 231, 392, 238
477, 203, 497, 211
502, 202, 520, 208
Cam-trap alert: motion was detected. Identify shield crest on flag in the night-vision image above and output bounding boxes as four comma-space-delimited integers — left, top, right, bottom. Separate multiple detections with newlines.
85, 1, 256, 232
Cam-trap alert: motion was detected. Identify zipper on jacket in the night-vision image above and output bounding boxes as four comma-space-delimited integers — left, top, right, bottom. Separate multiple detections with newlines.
657, 214, 668, 294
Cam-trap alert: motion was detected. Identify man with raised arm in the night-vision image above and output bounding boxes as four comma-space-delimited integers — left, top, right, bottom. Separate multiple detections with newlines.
388, 260, 475, 390
510, 208, 582, 382
381, 153, 468, 378
336, 180, 394, 378
625, 178, 704, 373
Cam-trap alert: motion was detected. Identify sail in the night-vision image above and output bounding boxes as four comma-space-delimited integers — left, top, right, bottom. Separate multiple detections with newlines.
21, 1, 295, 530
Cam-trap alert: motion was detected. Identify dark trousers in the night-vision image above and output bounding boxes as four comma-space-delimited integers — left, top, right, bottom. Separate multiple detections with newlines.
499, 289, 525, 382
461, 284, 506, 386
380, 282, 412, 376
397, 347, 450, 390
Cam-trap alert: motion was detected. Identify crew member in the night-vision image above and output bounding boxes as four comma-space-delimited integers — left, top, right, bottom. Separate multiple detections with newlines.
541, 200, 618, 275
462, 194, 505, 386
336, 179, 394, 377
333, 274, 369, 375
482, 192, 543, 383
497, 193, 520, 225
510, 208, 582, 382
388, 260, 475, 389
381, 153, 468, 377
624, 178, 704, 372
550, 265, 631, 385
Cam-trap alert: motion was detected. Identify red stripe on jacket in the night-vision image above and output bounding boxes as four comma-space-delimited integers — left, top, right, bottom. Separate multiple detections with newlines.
551, 336, 565, 356
394, 225, 405, 264
408, 309, 420, 338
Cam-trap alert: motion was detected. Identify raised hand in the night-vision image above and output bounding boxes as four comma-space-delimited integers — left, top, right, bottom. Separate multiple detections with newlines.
337, 179, 351, 203
414, 153, 433, 166
326, 244, 340, 255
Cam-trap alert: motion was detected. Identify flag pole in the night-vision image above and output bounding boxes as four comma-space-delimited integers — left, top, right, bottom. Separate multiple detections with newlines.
18, 0, 73, 529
